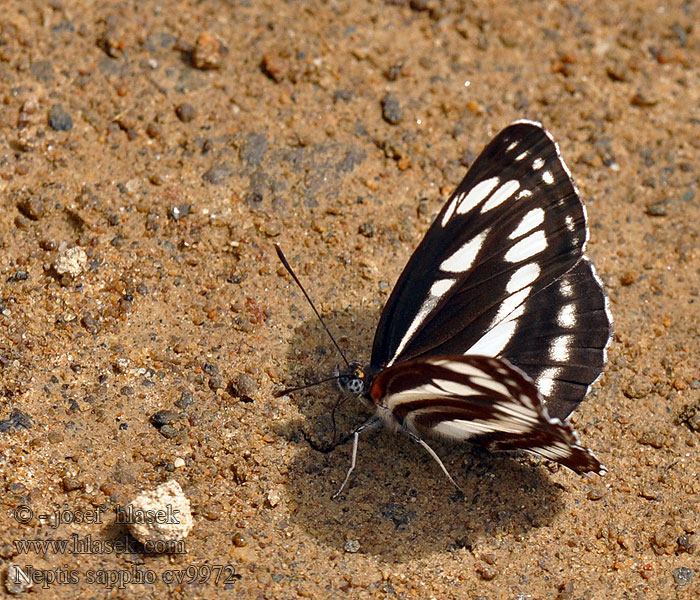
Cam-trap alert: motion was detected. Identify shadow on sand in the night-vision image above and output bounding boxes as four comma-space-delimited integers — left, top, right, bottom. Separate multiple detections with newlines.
272, 304, 566, 561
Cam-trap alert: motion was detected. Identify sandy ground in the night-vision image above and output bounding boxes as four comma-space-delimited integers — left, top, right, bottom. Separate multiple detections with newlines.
0, 0, 698, 598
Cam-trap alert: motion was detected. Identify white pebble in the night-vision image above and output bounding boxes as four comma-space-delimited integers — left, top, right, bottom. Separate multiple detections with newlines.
54, 247, 87, 277
126, 480, 193, 550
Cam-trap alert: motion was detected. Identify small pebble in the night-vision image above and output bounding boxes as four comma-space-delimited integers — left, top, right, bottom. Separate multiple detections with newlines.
646, 202, 668, 216
54, 247, 88, 277
48, 104, 73, 131
228, 373, 258, 402
169, 204, 191, 220
673, 566, 693, 586
150, 410, 180, 429
232, 532, 246, 547
358, 222, 376, 238
381, 93, 403, 125
192, 31, 226, 70
126, 480, 193, 548
5, 563, 33, 594
175, 103, 196, 123
266, 489, 281, 508
344, 539, 360, 553
113, 358, 130, 374
62, 477, 83, 492
173, 457, 185, 468
202, 163, 233, 184
619, 271, 637, 286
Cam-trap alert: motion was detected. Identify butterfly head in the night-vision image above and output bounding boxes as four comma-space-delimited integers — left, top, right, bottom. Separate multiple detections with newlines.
337, 362, 368, 397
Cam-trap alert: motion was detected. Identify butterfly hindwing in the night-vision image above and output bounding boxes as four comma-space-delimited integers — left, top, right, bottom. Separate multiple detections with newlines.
501, 258, 612, 420
369, 355, 604, 474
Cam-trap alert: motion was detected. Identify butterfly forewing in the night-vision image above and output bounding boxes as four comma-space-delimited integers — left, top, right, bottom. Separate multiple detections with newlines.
371, 120, 588, 370
370, 356, 604, 474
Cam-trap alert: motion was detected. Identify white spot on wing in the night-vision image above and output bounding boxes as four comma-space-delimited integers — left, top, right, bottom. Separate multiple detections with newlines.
557, 303, 576, 328
456, 177, 499, 215
389, 299, 437, 366
532, 157, 545, 170
440, 229, 490, 273
509, 208, 545, 239
504, 230, 547, 263
549, 335, 572, 361
506, 141, 518, 152
491, 286, 531, 327
565, 215, 575, 232
559, 278, 574, 298
536, 367, 561, 397
467, 313, 520, 357
506, 263, 541, 293
429, 278, 456, 298
515, 151, 529, 161
481, 180, 521, 213
542, 170, 554, 185
440, 192, 463, 227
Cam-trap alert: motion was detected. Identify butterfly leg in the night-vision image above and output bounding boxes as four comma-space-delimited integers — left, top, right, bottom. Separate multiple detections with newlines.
332, 416, 382, 499
404, 430, 463, 494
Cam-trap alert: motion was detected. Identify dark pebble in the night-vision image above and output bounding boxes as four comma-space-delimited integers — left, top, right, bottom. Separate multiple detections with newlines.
62, 477, 83, 492
241, 133, 268, 167
381, 93, 403, 125
232, 532, 247, 547
81, 312, 100, 334
333, 89, 353, 103
385, 62, 404, 81
476, 564, 498, 581
646, 202, 668, 216
358, 222, 376, 238
17, 197, 45, 220
175, 391, 195, 409
203, 363, 219, 375
150, 410, 180, 429
677, 534, 694, 553
158, 424, 180, 439
7, 271, 29, 282
0, 409, 33, 434
48, 104, 73, 131
169, 204, 191, 220
30, 60, 56, 83
209, 375, 225, 392
673, 566, 693, 586
228, 373, 258, 402
146, 122, 162, 139
410, 0, 430, 10
175, 103, 196, 122
202, 163, 234, 184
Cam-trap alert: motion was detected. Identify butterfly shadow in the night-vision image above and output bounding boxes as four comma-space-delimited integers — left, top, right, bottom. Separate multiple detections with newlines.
273, 306, 568, 561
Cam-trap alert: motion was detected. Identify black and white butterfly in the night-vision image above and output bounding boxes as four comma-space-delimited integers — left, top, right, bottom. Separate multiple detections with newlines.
276, 120, 612, 497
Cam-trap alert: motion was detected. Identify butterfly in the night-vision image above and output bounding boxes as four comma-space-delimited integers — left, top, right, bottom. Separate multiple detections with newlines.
276, 120, 612, 497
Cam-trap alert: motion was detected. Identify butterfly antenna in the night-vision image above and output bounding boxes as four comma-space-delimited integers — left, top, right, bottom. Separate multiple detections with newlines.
274, 375, 340, 398
274, 243, 351, 368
